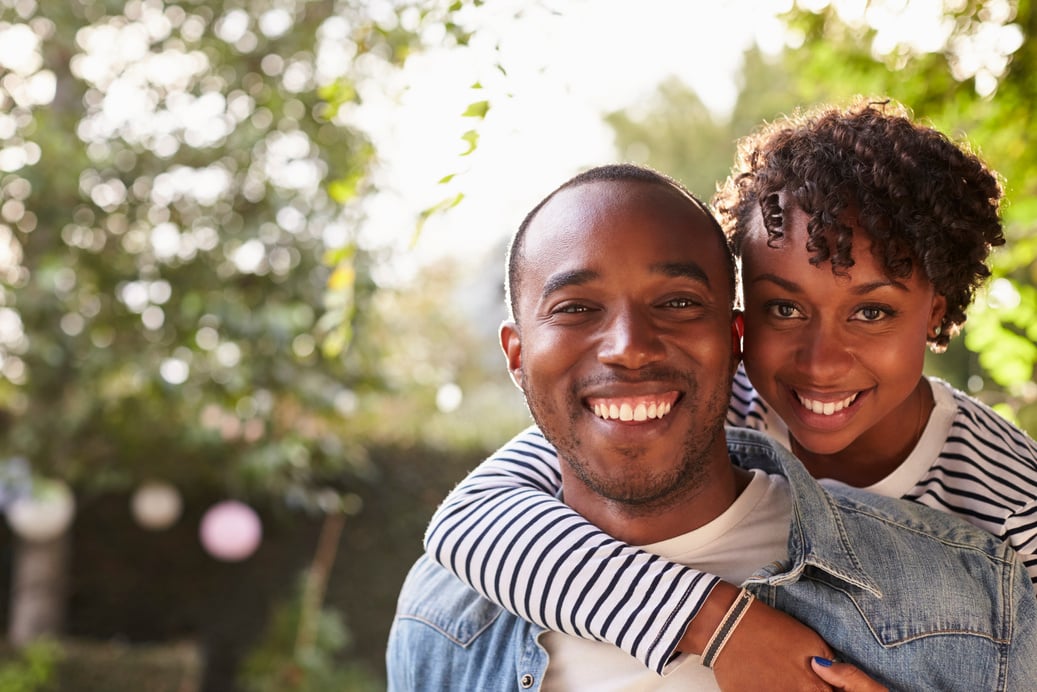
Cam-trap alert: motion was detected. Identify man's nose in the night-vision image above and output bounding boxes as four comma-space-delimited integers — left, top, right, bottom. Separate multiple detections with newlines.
598, 307, 665, 369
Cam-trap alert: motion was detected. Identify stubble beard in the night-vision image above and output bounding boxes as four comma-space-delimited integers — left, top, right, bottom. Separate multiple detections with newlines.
521, 368, 731, 513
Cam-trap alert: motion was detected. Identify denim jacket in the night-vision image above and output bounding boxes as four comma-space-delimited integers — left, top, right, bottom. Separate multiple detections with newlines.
387, 428, 1037, 691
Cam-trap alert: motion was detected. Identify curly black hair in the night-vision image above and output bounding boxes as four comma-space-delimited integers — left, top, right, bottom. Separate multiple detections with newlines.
713, 98, 1004, 351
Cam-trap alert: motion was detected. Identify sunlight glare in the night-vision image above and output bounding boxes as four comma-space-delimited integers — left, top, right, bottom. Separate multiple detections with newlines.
355, 0, 791, 266
0, 23, 41, 74
259, 8, 292, 38
160, 357, 190, 384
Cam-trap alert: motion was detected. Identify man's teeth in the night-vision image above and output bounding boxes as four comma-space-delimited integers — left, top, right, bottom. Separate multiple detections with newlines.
593, 401, 672, 421
797, 392, 858, 416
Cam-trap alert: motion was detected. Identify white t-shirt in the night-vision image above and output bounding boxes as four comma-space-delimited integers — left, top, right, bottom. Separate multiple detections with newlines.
540, 469, 791, 691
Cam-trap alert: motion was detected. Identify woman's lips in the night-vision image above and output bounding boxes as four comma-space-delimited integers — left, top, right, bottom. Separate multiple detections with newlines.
795, 391, 859, 416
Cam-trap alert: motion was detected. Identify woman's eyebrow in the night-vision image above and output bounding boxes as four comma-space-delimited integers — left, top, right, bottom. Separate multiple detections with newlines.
750, 273, 907, 294
750, 272, 799, 292
851, 279, 908, 294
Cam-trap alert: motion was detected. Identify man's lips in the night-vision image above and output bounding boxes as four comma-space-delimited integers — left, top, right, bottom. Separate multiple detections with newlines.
586, 392, 679, 422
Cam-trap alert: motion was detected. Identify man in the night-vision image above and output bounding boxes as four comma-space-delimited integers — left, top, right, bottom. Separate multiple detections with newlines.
387, 164, 1037, 690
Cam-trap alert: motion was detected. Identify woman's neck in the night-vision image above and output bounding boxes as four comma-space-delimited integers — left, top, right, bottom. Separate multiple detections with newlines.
790, 378, 934, 488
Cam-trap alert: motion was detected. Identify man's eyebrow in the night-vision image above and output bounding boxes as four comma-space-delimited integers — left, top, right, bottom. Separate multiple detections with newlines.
653, 261, 711, 286
540, 263, 711, 300
540, 269, 598, 300
751, 272, 907, 293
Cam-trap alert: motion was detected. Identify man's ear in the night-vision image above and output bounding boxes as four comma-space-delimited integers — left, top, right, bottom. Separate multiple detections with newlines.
731, 312, 744, 365
500, 320, 523, 390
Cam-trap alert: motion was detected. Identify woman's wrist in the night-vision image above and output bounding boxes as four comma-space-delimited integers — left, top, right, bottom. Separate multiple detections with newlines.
677, 580, 741, 654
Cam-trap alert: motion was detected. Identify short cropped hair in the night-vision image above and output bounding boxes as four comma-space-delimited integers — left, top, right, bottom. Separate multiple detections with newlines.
506, 163, 736, 323
713, 98, 1004, 351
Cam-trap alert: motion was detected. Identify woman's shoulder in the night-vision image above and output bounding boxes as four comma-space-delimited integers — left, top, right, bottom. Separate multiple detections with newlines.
928, 376, 1037, 467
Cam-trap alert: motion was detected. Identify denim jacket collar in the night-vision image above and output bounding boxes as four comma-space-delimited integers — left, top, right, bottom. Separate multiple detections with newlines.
724, 427, 883, 598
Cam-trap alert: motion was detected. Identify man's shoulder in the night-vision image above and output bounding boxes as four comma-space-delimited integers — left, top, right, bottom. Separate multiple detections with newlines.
725, 425, 1021, 579
724, 426, 788, 465
826, 482, 1013, 554
388, 555, 540, 690
393, 553, 505, 646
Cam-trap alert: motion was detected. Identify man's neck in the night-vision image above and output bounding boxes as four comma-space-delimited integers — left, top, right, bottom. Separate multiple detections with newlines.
564, 464, 754, 546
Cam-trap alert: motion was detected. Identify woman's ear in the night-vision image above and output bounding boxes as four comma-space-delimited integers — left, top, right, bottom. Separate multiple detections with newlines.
500, 320, 523, 391
928, 294, 948, 337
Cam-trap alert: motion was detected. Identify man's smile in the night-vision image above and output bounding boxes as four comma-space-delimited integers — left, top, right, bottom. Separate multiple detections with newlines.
586, 392, 680, 422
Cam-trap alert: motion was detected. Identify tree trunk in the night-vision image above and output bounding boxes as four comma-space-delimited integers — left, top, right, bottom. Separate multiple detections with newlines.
295, 511, 346, 656
8, 531, 69, 646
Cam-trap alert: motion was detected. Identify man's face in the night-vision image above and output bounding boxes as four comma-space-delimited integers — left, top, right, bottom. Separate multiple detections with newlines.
501, 180, 738, 514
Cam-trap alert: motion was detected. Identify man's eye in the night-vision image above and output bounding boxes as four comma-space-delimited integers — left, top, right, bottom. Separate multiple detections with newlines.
662, 297, 700, 309
554, 304, 589, 314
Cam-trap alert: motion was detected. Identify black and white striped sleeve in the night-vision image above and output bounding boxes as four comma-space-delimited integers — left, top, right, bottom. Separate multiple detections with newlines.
423, 426, 720, 674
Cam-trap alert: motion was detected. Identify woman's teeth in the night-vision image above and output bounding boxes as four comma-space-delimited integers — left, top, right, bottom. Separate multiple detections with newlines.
797, 392, 858, 416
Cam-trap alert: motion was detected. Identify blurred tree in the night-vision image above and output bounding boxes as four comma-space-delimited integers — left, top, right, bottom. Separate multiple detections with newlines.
605, 45, 830, 201
607, 1, 1037, 434
605, 77, 731, 201
0, 0, 499, 645
776, 0, 1037, 430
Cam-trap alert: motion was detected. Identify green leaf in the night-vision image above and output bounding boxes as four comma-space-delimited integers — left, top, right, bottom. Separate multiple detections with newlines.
461, 100, 490, 118
322, 244, 356, 267
459, 129, 479, 156
327, 172, 364, 204
412, 193, 465, 246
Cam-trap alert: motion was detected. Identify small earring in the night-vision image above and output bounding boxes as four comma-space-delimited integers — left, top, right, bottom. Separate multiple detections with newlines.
930, 324, 942, 339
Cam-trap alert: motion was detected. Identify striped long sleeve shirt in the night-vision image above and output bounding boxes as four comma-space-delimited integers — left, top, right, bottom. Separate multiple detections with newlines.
424, 366, 1037, 673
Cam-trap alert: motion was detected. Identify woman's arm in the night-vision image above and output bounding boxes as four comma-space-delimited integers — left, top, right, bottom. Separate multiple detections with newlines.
1004, 499, 1037, 592
424, 426, 717, 673
426, 424, 858, 681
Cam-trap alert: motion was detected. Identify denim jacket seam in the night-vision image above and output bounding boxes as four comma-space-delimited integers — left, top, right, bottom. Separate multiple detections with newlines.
835, 502, 1017, 569
394, 609, 504, 648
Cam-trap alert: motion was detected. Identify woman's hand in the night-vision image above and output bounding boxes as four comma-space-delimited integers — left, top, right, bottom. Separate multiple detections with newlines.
810, 656, 889, 691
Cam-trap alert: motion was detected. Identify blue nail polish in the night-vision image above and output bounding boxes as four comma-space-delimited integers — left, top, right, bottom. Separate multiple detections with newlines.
813, 656, 833, 667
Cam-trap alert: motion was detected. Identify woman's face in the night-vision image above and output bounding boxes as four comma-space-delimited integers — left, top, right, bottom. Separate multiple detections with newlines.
740, 202, 946, 460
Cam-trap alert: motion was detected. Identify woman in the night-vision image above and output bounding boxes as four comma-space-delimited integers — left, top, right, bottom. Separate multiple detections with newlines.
423, 99, 1037, 684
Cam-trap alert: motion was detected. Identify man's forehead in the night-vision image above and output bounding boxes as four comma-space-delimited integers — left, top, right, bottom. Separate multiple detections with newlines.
520, 182, 724, 284
526, 179, 705, 243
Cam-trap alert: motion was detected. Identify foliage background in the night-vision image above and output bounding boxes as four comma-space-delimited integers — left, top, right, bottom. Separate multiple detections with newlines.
0, 0, 1034, 690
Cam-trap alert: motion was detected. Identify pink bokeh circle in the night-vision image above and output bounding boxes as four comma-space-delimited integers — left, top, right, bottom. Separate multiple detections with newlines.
199, 500, 262, 561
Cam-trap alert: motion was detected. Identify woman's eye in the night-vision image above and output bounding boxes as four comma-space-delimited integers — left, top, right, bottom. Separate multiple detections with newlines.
768, 302, 800, 318
854, 305, 893, 322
